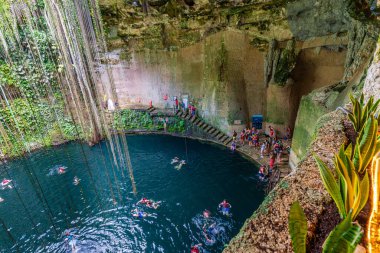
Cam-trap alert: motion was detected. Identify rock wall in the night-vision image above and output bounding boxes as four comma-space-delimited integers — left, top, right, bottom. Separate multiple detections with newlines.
103, 31, 267, 132
102, 31, 348, 134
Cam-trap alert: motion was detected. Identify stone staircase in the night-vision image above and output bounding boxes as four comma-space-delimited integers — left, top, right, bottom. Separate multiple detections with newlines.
278, 157, 291, 180
146, 106, 157, 115
174, 110, 234, 146
265, 154, 291, 194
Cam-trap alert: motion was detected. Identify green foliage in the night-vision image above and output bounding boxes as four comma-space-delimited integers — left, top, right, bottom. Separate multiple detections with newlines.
314, 155, 346, 218
348, 94, 380, 133
288, 201, 307, 253
335, 145, 370, 220
313, 94, 379, 221
274, 40, 296, 85
113, 109, 155, 130
322, 211, 363, 253
113, 109, 186, 133
314, 148, 370, 220
351, 116, 380, 174
0, 97, 77, 157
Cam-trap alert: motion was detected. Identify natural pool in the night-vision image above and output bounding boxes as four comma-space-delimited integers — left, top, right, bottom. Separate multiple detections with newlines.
0, 135, 265, 253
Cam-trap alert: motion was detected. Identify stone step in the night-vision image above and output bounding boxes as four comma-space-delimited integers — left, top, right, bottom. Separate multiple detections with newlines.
186, 114, 192, 120
207, 127, 216, 134
202, 124, 209, 130
220, 135, 228, 142
224, 138, 233, 145
212, 130, 221, 137
194, 118, 201, 125
208, 128, 216, 134
190, 116, 197, 122
217, 133, 225, 140
175, 110, 182, 116
205, 125, 212, 132
197, 121, 204, 127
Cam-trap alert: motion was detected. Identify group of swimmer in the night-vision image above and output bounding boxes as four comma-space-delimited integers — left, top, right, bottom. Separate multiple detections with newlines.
50, 165, 81, 186
171, 157, 186, 170
131, 197, 161, 218
191, 199, 232, 252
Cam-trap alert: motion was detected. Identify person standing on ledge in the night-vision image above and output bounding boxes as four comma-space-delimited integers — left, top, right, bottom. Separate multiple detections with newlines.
175, 97, 179, 110
232, 130, 237, 140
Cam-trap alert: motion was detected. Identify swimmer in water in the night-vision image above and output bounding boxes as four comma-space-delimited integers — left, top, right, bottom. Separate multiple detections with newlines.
58, 167, 66, 174
203, 209, 211, 219
131, 208, 148, 218
175, 160, 186, 170
191, 243, 202, 253
171, 157, 180, 164
137, 197, 149, 205
137, 198, 160, 209
203, 224, 218, 245
64, 231, 77, 252
146, 200, 161, 209
1, 179, 11, 186
218, 199, 232, 216
73, 176, 81, 186
1, 179, 12, 189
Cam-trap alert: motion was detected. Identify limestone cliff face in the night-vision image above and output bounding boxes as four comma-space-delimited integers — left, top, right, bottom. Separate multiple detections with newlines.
99, 0, 371, 136
364, 43, 380, 101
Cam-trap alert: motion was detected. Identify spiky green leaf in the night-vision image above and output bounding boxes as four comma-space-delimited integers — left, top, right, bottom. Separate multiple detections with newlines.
288, 201, 307, 253
314, 155, 346, 218
322, 212, 363, 253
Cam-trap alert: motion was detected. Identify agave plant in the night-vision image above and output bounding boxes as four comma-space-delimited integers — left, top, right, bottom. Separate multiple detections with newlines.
322, 211, 363, 253
348, 94, 379, 134
314, 153, 369, 220
288, 201, 307, 253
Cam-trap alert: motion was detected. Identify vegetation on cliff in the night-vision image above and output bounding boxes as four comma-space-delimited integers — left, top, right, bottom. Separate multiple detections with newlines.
0, 2, 77, 157
289, 94, 380, 252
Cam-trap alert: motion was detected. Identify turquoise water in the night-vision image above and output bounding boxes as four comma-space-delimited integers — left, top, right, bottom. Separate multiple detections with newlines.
0, 135, 265, 253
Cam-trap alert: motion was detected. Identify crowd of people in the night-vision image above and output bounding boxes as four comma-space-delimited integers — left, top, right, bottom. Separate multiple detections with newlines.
231, 125, 291, 180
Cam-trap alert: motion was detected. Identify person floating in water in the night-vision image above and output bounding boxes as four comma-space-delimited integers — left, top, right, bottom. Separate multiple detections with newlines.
131, 208, 148, 218
175, 160, 186, 170
146, 200, 161, 209
58, 166, 66, 174
203, 223, 223, 245
73, 176, 81, 186
191, 243, 202, 253
1, 179, 12, 189
1, 178, 11, 186
203, 209, 211, 219
64, 231, 77, 252
171, 157, 180, 164
0, 197, 3, 203
218, 199, 232, 216
137, 198, 160, 209
259, 165, 266, 177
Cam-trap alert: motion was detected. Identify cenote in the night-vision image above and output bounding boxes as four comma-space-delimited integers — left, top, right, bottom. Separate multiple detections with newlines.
0, 135, 264, 253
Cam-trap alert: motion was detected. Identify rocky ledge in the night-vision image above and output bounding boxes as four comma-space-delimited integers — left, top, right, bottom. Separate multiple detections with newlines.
223, 110, 346, 252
